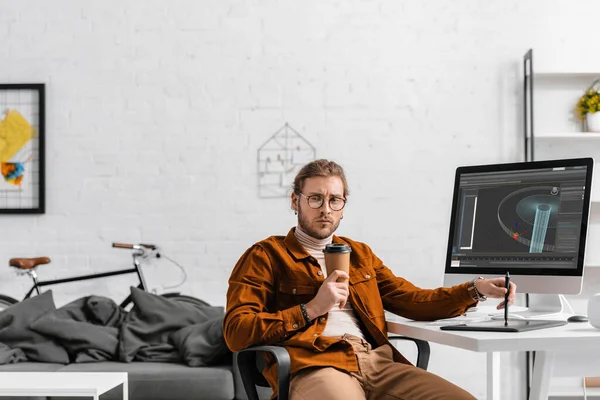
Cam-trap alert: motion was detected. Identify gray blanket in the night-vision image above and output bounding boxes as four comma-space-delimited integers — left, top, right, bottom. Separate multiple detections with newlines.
120, 287, 227, 365
0, 288, 229, 367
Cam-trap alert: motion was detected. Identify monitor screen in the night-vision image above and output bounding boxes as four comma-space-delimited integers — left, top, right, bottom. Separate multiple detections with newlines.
444, 157, 594, 295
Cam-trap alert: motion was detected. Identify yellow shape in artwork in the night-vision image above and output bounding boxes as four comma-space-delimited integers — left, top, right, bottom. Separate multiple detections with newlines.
0, 110, 35, 162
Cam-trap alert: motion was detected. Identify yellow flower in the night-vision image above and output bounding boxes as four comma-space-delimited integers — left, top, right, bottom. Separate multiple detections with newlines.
574, 86, 600, 119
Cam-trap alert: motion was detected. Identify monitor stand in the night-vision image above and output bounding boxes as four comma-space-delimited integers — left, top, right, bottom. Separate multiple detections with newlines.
509, 294, 574, 319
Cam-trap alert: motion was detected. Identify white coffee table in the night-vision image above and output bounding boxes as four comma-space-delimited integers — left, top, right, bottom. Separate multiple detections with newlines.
0, 372, 128, 399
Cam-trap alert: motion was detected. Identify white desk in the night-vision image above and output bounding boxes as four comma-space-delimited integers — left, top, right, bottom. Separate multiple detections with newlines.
0, 372, 128, 399
387, 315, 600, 400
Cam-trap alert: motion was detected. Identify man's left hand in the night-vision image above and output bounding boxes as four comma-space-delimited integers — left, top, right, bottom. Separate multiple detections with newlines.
476, 277, 517, 310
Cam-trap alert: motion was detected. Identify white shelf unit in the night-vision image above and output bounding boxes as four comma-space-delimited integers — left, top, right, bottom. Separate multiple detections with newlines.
524, 49, 600, 398
525, 48, 600, 138
524, 49, 600, 262
534, 71, 600, 77
535, 132, 600, 139
531, 51, 600, 77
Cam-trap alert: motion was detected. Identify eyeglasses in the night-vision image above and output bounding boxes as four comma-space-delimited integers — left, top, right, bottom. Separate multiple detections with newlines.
299, 193, 346, 211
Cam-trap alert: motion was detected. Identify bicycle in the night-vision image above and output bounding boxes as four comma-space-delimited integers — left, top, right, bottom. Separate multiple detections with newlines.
0, 242, 207, 312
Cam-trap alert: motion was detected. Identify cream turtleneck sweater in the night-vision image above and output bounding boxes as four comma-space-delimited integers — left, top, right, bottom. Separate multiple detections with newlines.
294, 226, 365, 340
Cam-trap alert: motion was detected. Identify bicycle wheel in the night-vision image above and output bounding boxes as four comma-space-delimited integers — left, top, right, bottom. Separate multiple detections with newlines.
161, 292, 211, 307
0, 294, 19, 312
120, 292, 210, 310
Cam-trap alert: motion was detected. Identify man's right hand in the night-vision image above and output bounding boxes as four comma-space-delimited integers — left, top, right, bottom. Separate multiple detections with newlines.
305, 270, 350, 320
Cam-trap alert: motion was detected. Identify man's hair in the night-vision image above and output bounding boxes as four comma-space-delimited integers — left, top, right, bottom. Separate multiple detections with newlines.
292, 159, 350, 197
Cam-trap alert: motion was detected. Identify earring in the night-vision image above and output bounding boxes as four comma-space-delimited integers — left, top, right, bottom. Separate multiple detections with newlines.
294, 211, 298, 215
341, 215, 344, 219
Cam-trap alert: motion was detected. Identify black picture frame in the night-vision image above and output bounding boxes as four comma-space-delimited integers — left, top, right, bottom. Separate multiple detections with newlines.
0, 83, 45, 214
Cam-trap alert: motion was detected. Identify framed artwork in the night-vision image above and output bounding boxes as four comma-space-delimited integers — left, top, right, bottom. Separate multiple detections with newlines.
0, 84, 45, 214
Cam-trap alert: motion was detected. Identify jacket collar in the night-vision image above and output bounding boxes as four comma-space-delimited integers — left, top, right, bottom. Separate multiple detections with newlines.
283, 227, 347, 260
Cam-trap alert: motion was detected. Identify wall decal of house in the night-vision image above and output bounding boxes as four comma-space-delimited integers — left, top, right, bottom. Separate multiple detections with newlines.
257, 123, 316, 198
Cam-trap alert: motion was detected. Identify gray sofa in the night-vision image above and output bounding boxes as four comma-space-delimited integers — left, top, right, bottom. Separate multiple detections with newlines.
0, 359, 260, 400
0, 289, 271, 400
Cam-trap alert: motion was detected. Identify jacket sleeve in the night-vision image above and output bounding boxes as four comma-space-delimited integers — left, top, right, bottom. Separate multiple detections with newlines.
367, 246, 477, 321
223, 244, 308, 352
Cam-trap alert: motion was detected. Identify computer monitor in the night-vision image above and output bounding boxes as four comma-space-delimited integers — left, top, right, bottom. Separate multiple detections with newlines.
443, 157, 594, 317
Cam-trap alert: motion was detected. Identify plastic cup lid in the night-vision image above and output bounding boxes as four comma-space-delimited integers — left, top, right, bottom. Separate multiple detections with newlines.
323, 243, 352, 254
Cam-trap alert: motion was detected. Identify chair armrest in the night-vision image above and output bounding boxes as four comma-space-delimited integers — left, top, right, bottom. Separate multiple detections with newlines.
388, 335, 430, 370
236, 345, 291, 400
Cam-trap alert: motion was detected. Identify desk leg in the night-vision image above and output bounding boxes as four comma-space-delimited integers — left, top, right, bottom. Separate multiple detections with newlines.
486, 352, 501, 400
529, 351, 554, 400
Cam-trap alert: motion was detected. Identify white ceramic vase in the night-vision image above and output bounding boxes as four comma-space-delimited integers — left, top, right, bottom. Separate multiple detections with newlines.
587, 293, 600, 329
587, 112, 600, 133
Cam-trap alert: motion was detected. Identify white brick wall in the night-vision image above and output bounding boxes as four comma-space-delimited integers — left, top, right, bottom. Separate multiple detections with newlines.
1, 1, 600, 398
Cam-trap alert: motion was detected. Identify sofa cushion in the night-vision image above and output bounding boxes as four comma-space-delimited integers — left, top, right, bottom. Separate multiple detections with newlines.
0, 342, 26, 364
120, 287, 226, 363
30, 295, 123, 363
0, 361, 64, 372
170, 316, 230, 367
0, 291, 69, 364
57, 361, 235, 400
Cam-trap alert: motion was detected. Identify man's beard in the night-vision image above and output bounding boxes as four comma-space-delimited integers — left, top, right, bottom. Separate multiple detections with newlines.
297, 207, 341, 240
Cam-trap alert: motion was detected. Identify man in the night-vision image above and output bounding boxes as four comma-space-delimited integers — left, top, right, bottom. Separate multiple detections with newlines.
224, 159, 516, 400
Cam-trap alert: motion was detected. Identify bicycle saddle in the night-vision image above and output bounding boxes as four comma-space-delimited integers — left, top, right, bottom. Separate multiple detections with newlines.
9, 257, 51, 270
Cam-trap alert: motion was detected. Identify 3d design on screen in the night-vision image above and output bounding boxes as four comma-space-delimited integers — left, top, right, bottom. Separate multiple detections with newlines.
497, 186, 560, 253
456, 183, 567, 256
257, 123, 316, 198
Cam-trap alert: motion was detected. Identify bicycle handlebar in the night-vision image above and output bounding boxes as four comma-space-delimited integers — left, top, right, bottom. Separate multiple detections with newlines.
112, 243, 157, 250
112, 243, 134, 249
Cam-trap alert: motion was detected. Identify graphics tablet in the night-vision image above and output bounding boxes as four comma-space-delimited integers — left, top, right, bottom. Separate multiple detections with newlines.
439, 319, 567, 332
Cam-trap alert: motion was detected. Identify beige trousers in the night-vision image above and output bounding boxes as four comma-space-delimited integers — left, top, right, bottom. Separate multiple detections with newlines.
289, 334, 475, 400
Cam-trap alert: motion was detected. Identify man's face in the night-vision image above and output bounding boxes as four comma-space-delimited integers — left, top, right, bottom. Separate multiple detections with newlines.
291, 176, 345, 240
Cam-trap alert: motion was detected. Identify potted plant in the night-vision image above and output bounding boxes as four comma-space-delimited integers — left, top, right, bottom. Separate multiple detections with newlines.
575, 80, 600, 132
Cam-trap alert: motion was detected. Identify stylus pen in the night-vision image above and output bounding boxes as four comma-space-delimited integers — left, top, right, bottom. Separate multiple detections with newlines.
504, 271, 510, 326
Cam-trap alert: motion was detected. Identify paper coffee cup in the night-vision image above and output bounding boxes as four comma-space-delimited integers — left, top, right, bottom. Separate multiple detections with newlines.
323, 243, 352, 283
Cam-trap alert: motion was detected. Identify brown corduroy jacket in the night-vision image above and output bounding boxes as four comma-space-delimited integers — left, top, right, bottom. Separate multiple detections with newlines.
224, 228, 477, 396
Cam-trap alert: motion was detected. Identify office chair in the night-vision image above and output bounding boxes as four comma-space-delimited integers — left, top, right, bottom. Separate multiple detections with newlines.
235, 335, 431, 400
